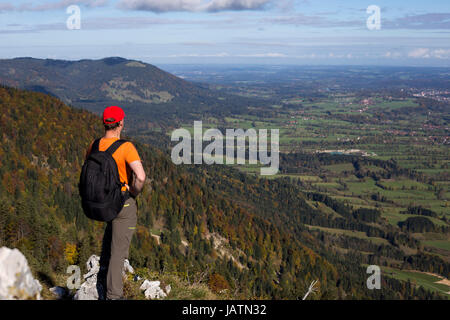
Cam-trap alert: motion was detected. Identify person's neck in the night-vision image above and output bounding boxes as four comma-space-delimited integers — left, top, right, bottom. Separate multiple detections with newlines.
104, 130, 121, 139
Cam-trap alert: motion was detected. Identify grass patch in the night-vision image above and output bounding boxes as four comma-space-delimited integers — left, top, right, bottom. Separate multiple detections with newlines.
423, 240, 450, 251
306, 225, 389, 245
382, 267, 450, 296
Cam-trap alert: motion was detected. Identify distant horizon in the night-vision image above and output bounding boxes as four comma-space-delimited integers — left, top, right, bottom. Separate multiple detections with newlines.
3, 55, 450, 69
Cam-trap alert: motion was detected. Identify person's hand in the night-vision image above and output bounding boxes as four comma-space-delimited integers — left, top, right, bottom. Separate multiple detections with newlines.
125, 184, 138, 197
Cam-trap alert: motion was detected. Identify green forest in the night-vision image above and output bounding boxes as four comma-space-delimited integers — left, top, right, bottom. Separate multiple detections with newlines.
0, 85, 448, 300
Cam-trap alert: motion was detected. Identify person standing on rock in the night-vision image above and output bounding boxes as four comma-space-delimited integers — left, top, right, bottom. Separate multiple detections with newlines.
83, 106, 146, 300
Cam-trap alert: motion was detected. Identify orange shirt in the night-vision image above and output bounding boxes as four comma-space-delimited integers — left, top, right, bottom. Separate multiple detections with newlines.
86, 138, 141, 191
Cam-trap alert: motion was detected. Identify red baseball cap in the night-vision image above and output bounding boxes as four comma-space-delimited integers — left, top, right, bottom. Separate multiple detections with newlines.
103, 106, 125, 124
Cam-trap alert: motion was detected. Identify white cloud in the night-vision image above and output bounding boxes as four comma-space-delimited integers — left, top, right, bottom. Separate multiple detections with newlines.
203, 0, 271, 12
167, 52, 286, 58
408, 48, 450, 59
3, 0, 109, 12
118, 0, 202, 12
0, 3, 14, 12
432, 49, 450, 59
168, 52, 230, 57
118, 0, 272, 12
384, 51, 402, 58
236, 52, 287, 57
408, 48, 431, 58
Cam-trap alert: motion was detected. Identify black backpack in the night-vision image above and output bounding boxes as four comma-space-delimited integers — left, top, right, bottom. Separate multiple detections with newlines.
79, 138, 129, 222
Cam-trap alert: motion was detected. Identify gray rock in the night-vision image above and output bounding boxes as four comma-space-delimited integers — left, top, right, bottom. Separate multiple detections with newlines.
165, 284, 171, 295
83, 255, 100, 280
123, 259, 134, 276
49, 286, 68, 299
0, 247, 42, 300
74, 274, 100, 299
140, 280, 168, 300
73, 255, 135, 300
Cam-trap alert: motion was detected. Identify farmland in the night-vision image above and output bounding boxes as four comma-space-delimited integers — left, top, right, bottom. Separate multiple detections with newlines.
163, 66, 449, 292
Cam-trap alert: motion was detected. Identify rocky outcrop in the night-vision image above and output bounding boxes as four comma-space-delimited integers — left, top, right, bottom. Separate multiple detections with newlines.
140, 280, 171, 300
0, 247, 42, 300
73, 255, 102, 300
0, 248, 171, 300
73, 254, 171, 300
123, 259, 134, 275
49, 286, 69, 299
73, 255, 135, 300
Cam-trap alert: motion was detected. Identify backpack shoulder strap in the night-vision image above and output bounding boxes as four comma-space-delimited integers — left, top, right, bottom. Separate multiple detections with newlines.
105, 139, 128, 156
91, 138, 101, 154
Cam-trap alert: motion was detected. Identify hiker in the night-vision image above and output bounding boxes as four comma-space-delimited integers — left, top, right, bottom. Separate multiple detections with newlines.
83, 106, 146, 300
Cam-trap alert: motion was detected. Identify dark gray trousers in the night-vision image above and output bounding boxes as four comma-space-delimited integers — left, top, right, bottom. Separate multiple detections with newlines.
98, 197, 137, 299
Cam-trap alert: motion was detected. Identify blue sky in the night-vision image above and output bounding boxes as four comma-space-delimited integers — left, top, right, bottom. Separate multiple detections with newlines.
1, 0, 450, 66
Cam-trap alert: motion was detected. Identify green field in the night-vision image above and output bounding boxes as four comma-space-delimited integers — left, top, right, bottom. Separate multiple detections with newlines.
383, 267, 450, 296
423, 240, 450, 251
178, 92, 450, 269
306, 225, 389, 245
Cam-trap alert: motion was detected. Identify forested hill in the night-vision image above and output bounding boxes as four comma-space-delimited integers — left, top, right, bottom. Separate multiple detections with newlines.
0, 85, 336, 299
0, 86, 447, 299
0, 57, 201, 112
0, 57, 261, 129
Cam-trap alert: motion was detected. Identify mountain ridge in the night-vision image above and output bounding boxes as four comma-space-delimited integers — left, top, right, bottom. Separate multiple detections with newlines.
0, 57, 236, 130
